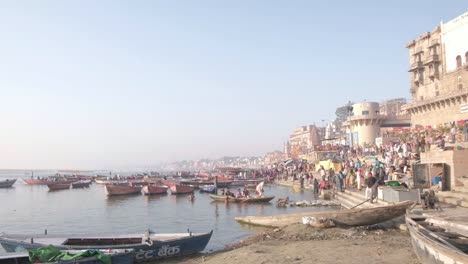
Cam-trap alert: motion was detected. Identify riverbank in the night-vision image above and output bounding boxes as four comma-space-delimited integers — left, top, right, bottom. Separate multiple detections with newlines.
173, 223, 419, 264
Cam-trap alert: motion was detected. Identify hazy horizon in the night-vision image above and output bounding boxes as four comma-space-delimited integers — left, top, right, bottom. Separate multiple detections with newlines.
0, 1, 466, 169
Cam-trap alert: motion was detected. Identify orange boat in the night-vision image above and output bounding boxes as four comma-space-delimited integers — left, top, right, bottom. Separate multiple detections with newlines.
105, 183, 142, 196
23, 179, 50, 185
142, 184, 168, 195
169, 184, 194, 194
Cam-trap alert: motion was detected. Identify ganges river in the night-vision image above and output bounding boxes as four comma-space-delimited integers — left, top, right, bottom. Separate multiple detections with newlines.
0, 170, 333, 255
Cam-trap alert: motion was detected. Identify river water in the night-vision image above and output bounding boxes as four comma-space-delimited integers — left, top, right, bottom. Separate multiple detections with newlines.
0, 170, 333, 255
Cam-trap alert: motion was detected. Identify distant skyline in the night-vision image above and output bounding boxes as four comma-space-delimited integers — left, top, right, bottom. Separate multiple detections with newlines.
0, 1, 466, 169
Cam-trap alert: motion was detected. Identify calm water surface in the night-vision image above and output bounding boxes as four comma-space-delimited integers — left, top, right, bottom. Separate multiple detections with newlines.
0, 171, 333, 254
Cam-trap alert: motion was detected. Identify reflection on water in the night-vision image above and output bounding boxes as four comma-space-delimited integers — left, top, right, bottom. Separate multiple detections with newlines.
143, 194, 166, 204
0, 171, 335, 252
106, 194, 142, 206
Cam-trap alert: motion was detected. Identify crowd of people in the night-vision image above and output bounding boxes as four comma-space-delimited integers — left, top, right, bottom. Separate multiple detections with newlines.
275, 141, 420, 203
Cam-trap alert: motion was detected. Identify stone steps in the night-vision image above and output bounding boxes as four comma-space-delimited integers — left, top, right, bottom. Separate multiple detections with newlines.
457, 177, 468, 186
334, 191, 370, 209
453, 186, 468, 193
438, 191, 468, 200
437, 190, 468, 208
344, 189, 392, 206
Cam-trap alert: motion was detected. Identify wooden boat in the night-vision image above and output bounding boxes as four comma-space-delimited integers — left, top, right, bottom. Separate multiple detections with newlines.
142, 185, 168, 195
160, 179, 177, 187
169, 184, 194, 194
0, 249, 134, 264
143, 178, 164, 185
209, 195, 275, 203
105, 184, 142, 196
235, 200, 414, 228
0, 179, 16, 188
0, 230, 213, 263
47, 183, 71, 191
23, 179, 50, 185
199, 185, 217, 193
406, 216, 468, 263
71, 180, 92, 188
230, 179, 263, 187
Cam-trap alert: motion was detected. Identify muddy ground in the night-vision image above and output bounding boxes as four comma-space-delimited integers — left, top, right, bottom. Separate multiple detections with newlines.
164, 223, 419, 264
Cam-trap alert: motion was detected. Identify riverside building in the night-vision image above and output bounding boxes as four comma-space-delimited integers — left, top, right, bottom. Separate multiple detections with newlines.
406, 11, 468, 127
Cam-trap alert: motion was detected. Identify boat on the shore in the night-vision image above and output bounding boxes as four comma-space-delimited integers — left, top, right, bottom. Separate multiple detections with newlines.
169, 184, 194, 194
0, 179, 16, 188
105, 184, 142, 196
71, 180, 92, 188
142, 185, 168, 195
47, 183, 72, 191
0, 248, 134, 264
235, 200, 414, 227
406, 215, 468, 263
209, 195, 275, 203
0, 230, 213, 262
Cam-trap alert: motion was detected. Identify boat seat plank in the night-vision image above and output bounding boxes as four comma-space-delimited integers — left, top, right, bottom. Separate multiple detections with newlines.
425, 226, 446, 232
32, 237, 68, 245
436, 231, 468, 239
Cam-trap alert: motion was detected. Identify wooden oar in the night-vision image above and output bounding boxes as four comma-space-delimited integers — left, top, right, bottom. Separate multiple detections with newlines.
349, 199, 370, 209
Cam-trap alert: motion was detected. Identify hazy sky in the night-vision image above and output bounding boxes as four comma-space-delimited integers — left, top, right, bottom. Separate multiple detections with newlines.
0, 1, 466, 169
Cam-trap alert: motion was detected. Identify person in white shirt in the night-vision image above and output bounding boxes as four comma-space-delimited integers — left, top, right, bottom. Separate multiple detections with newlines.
450, 126, 457, 143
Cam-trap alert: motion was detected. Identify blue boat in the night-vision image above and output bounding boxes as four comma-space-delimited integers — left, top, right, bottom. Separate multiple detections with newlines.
199, 185, 216, 194
0, 230, 213, 263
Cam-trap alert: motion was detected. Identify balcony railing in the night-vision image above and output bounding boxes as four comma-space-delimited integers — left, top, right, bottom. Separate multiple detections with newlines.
424, 54, 439, 64
414, 47, 424, 54
409, 61, 423, 71
407, 88, 468, 109
429, 39, 440, 47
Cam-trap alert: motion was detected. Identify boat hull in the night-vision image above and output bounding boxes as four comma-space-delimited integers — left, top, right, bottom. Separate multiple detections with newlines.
169, 185, 194, 194
0, 250, 134, 264
0, 231, 213, 263
236, 200, 414, 227
0, 179, 16, 188
47, 183, 71, 191
72, 180, 92, 188
209, 195, 275, 203
142, 185, 168, 195
199, 185, 216, 193
23, 179, 50, 185
105, 184, 142, 196
406, 216, 468, 264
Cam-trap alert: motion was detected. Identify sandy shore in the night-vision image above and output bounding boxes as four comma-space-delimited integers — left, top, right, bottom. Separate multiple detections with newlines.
165, 223, 419, 264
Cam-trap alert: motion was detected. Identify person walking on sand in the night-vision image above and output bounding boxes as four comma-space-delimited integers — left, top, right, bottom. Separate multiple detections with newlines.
367, 174, 378, 203
313, 177, 319, 195
450, 125, 457, 144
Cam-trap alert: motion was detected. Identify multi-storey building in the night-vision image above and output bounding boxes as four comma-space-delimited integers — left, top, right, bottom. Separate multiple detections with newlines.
285, 125, 321, 158
406, 11, 468, 127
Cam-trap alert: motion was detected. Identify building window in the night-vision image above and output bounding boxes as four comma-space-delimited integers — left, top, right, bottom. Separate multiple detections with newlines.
362, 110, 369, 115
466, 52, 468, 64
456, 55, 462, 68
459, 77, 464, 90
